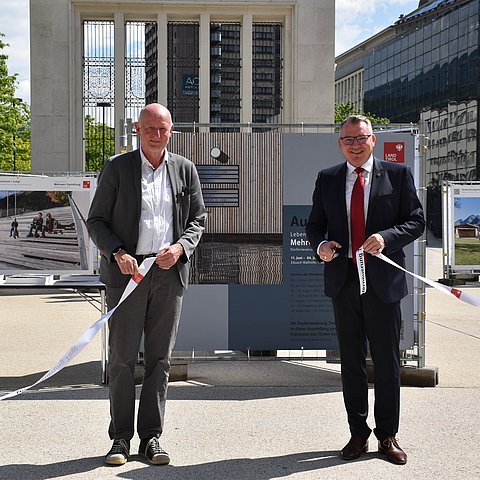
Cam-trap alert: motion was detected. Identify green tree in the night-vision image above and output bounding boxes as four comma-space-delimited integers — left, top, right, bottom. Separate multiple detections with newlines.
0, 32, 31, 171
84, 115, 115, 172
334, 101, 390, 126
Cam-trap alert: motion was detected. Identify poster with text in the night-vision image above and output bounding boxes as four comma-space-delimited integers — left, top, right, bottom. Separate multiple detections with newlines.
0, 175, 95, 275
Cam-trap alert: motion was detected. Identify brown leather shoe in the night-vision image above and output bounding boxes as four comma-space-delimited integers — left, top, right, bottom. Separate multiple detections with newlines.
378, 437, 407, 465
341, 436, 369, 460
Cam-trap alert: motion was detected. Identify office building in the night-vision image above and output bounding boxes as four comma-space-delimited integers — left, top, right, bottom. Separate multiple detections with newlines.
30, 0, 335, 172
335, 0, 479, 230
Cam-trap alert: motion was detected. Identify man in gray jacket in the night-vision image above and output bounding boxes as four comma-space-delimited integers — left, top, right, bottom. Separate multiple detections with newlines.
87, 103, 206, 466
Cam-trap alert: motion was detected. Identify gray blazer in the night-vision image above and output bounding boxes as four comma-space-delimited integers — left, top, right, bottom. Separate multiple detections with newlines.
87, 149, 206, 288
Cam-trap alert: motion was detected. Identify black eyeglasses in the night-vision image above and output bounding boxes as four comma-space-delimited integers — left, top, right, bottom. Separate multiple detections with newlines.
339, 135, 372, 145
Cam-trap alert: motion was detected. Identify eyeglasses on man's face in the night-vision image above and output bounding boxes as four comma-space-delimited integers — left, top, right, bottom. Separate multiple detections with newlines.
339, 134, 372, 146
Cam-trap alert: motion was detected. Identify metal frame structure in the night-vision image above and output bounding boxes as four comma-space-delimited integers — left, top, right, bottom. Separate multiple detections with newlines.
442, 180, 480, 279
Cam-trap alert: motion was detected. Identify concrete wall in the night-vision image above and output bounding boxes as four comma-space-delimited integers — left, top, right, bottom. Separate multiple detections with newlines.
30, 0, 335, 172
30, 0, 72, 172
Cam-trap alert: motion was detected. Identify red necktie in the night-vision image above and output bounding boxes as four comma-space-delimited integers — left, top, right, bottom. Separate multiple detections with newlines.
351, 167, 365, 263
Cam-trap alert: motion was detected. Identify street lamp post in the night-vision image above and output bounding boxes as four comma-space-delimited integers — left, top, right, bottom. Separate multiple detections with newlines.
12, 97, 23, 171
13, 134, 16, 171
97, 102, 111, 165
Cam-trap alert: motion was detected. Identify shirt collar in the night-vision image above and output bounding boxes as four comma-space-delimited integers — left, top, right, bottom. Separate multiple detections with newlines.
139, 148, 169, 170
346, 155, 374, 176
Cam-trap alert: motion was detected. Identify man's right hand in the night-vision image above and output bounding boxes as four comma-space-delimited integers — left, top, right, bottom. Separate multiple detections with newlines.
114, 250, 139, 276
319, 241, 342, 263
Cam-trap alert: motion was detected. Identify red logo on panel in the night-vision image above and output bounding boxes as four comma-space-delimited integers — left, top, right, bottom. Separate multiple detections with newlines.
384, 142, 405, 163
83, 180, 90, 188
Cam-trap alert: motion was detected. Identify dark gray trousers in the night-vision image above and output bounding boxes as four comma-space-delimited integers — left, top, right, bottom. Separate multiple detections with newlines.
106, 265, 184, 441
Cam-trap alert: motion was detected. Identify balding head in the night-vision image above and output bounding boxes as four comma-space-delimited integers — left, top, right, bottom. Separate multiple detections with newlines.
138, 103, 172, 125
135, 103, 174, 167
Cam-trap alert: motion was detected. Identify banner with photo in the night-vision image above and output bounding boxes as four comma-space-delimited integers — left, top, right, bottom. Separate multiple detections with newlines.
0, 175, 96, 275
445, 182, 480, 271
177, 132, 420, 351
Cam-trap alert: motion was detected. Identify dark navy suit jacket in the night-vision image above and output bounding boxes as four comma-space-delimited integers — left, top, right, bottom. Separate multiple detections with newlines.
306, 157, 425, 303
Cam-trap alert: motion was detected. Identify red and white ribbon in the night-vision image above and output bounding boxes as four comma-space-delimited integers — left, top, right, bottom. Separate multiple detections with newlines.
0, 257, 156, 401
356, 246, 480, 308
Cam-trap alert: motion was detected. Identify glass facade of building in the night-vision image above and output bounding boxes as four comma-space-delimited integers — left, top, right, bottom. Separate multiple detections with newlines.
210, 23, 241, 124
148, 21, 282, 125
365, 0, 478, 125
358, 0, 479, 232
252, 23, 283, 124
167, 22, 200, 124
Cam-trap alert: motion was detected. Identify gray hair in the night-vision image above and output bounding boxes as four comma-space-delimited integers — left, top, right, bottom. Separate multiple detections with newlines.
340, 115, 373, 133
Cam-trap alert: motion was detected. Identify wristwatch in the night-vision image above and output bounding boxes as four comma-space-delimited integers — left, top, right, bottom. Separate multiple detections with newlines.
112, 246, 125, 260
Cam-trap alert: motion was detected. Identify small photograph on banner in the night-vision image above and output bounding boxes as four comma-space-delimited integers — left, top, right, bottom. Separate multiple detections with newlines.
0, 175, 95, 275
454, 195, 480, 266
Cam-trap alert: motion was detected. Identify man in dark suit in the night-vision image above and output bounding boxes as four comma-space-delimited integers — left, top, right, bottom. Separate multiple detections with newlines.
306, 115, 425, 465
87, 103, 206, 466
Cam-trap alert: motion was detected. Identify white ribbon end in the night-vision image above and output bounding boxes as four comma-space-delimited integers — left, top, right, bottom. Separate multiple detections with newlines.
356, 247, 367, 295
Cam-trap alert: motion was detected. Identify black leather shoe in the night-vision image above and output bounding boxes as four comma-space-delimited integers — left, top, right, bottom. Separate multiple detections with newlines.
378, 437, 407, 465
341, 436, 369, 460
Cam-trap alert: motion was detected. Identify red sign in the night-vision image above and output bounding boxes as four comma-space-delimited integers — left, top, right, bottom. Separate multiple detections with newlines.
384, 142, 405, 163
83, 180, 90, 188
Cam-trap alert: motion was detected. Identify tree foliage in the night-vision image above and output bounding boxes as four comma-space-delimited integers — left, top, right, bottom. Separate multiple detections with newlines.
84, 115, 115, 172
46, 191, 70, 205
334, 101, 390, 126
0, 32, 31, 171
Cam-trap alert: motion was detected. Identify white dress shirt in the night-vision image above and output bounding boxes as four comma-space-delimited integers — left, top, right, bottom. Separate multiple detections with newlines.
345, 155, 373, 258
136, 149, 174, 255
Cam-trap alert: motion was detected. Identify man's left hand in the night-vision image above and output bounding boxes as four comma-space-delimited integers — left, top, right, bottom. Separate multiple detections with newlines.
363, 233, 385, 255
156, 243, 184, 269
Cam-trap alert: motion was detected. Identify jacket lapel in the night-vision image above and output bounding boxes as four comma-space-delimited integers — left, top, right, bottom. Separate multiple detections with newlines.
166, 153, 181, 239
336, 163, 349, 246
166, 153, 179, 201
366, 157, 384, 230
131, 150, 142, 223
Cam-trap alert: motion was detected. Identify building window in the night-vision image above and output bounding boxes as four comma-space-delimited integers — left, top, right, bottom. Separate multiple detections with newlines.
210, 23, 241, 125
167, 22, 200, 124
252, 23, 283, 124
126, 22, 157, 125
83, 20, 115, 171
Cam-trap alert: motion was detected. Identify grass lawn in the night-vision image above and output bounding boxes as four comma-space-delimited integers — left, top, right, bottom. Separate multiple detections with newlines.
454, 237, 480, 265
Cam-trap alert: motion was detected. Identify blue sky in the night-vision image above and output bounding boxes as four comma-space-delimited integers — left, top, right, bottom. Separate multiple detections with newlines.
455, 197, 480, 223
0, 0, 421, 105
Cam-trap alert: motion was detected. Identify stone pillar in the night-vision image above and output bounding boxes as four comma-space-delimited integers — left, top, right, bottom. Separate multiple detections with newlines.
114, 12, 126, 154
241, 13, 253, 124
157, 12, 168, 106
199, 13, 211, 123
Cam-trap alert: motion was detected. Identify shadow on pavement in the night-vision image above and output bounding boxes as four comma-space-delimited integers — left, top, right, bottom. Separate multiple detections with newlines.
0, 450, 383, 480
1, 360, 344, 401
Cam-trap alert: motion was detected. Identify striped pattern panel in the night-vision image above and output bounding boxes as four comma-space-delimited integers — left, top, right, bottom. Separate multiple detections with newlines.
170, 131, 282, 234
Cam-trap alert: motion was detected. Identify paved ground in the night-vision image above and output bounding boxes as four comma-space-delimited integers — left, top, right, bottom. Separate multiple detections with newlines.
0, 235, 479, 479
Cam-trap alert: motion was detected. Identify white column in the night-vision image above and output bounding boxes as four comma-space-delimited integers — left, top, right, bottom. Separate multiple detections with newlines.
199, 13, 211, 123
157, 12, 168, 106
241, 13, 253, 124
70, 8, 83, 171
114, 12, 125, 154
